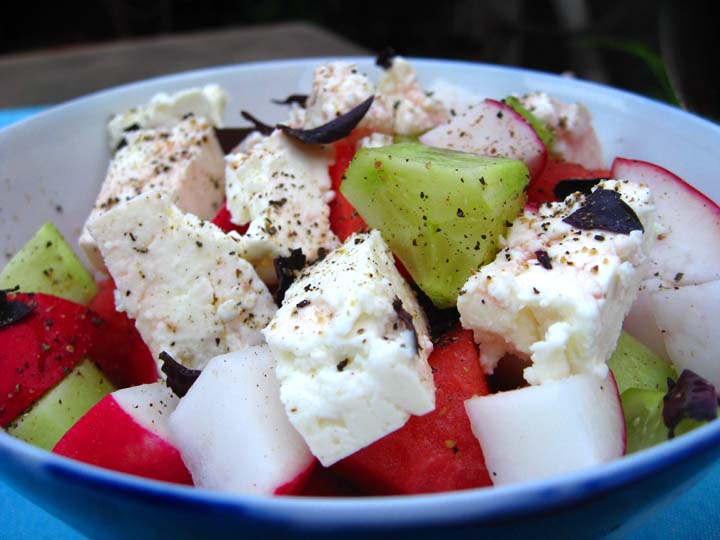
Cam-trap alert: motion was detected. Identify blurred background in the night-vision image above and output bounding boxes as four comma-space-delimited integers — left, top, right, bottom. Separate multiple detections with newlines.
0, 0, 715, 115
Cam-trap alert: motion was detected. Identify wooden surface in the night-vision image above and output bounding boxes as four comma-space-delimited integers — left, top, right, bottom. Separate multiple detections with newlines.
0, 22, 367, 107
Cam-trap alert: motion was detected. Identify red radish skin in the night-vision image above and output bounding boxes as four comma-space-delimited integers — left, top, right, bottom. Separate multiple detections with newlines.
1, 292, 105, 426
419, 98, 547, 181
331, 327, 493, 494
88, 279, 158, 388
611, 157, 720, 285
53, 394, 193, 485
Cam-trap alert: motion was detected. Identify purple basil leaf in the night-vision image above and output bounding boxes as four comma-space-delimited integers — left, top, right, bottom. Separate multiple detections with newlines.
553, 178, 604, 200
278, 95, 374, 145
563, 189, 644, 235
240, 111, 275, 136
392, 296, 419, 353
411, 283, 457, 342
0, 289, 35, 329
375, 47, 397, 69
214, 127, 256, 154
160, 351, 201, 398
663, 369, 718, 438
271, 94, 308, 108
273, 248, 307, 306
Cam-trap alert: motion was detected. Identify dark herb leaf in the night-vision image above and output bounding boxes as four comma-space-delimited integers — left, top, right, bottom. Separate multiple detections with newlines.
214, 127, 255, 154
123, 123, 141, 132
553, 178, 604, 200
273, 248, 307, 306
240, 111, 275, 136
0, 289, 35, 329
272, 94, 308, 108
412, 283, 458, 341
535, 250, 553, 270
278, 96, 374, 145
393, 296, 419, 354
663, 369, 718, 438
375, 47, 397, 69
563, 189, 644, 234
160, 351, 201, 398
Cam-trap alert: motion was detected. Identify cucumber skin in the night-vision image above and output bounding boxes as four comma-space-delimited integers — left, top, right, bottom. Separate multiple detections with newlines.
7, 357, 115, 451
0, 222, 97, 305
341, 143, 529, 308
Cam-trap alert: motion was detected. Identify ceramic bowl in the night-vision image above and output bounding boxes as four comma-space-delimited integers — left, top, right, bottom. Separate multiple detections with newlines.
1, 58, 719, 540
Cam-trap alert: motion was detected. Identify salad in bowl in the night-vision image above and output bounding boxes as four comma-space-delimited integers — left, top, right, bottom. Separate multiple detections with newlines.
1, 54, 719, 539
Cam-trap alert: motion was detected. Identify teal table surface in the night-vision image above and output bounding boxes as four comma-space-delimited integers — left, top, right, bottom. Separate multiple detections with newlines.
1, 107, 719, 540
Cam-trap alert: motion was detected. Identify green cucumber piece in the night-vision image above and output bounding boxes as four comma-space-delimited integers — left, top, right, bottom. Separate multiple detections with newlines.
341, 142, 529, 308
0, 222, 97, 305
504, 96, 556, 148
7, 357, 115, 450
608, 332, 677, 395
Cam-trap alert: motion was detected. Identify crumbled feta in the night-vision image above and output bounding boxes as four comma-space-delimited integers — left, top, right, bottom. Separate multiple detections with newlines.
263, 230, 435, 466
225, 129, 338, 283
376, 57, 448, 135
357, 132, 393, 149
519, 92, 603, 169
107, 85, 227, 152
87, 191, 276, 371
297, 59, 447, 135
80, 117, 225, 270
458, 180, 655, 385
301, 62, 377, 129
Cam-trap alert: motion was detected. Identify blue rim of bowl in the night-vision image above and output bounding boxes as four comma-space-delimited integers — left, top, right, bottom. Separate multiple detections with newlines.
1, 56, 720, 529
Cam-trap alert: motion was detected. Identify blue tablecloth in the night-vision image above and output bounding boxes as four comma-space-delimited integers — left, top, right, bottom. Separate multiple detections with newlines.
1, 107, 719, 540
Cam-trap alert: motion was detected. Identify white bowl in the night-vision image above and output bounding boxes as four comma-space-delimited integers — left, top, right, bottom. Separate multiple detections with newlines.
1, 58, 719, 540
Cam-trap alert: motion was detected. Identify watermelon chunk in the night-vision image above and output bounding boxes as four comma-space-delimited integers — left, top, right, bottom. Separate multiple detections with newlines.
211, 201, 249, 235
328, 133, 368, 241
527, 157, 610, 206
88, 279, 158, 388
331, 327, 493, 494
1, 292, 101, 426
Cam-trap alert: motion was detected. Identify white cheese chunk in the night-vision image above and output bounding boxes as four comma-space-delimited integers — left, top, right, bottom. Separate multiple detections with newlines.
81, 117, 225, 270
87, 191, 276, 371
225, 129, 339, 283
298, 59, 447, 135
107, 84, 227, 151
263, 230, 435, 466
376, 57, 448, 135
458, 180, 655, 385
519, 92, 603, 169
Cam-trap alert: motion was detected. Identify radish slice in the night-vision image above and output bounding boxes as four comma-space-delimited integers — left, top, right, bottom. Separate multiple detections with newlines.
168, 345, 315, 495
420, 98, 547, 180
465, 373, 624, 486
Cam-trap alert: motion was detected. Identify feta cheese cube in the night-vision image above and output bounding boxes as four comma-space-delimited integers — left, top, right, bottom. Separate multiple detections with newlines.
225, 129, 339, 282
87, 191, 276, 371
519, 92, 603, 169
81, 117, 226, 270
458, 180, 655, 385
263, 230, 435, 466
296, 60, 447, 135
107, 84, 227, 152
